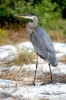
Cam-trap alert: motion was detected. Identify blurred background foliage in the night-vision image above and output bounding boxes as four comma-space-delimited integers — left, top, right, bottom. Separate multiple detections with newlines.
0, 0, 66, 44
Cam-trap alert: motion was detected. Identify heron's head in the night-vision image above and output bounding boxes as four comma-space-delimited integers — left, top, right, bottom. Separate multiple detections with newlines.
15, 13, 36, 20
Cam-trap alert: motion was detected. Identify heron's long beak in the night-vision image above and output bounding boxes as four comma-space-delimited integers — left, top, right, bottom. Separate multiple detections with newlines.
15, 14, 33, 20
15, 15, 25, 18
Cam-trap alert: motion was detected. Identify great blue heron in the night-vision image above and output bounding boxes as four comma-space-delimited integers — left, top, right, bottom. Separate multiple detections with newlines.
16, 13, 58, 85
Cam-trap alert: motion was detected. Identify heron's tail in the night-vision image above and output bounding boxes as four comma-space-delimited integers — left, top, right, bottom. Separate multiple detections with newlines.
48, 53, 58, 67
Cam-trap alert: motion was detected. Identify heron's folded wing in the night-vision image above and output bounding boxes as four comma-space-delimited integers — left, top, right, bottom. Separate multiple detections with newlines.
32, 27, 55, 54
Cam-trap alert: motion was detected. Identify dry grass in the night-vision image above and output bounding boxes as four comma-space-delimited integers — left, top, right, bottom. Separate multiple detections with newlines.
58, 55, 66, 63
1, 66, 66, 85
48, 30, 66, 43
0, 51, 66, 84
0, 29, 9, 44
0, 25, 66, 45
6, 27, 28, 45
12, 49, 36, 66
8, 28, 66, 44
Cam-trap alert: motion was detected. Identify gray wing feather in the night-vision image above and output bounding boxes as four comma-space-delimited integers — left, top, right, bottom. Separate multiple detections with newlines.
31, 27, 55, 55
31, 27, 58, 66
35, 27, 55, 53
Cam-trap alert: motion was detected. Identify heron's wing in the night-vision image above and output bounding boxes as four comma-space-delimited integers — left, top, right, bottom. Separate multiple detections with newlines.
31, 27, 58, 66
33, 27, 55, 53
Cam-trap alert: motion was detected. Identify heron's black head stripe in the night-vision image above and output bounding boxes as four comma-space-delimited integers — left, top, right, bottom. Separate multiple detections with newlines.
18, 13, 36, 16
30, 13, 36, 16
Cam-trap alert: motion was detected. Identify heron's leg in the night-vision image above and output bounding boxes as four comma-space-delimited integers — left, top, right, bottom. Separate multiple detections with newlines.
33, 53, 38, 86
49, 63, 53, 82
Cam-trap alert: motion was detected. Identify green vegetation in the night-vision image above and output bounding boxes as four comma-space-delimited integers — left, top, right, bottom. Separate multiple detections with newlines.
0, 0, 66, 44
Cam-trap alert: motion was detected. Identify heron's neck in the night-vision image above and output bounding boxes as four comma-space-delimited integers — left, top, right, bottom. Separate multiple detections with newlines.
26, 16, 38, 38
31, 16, 38, 28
